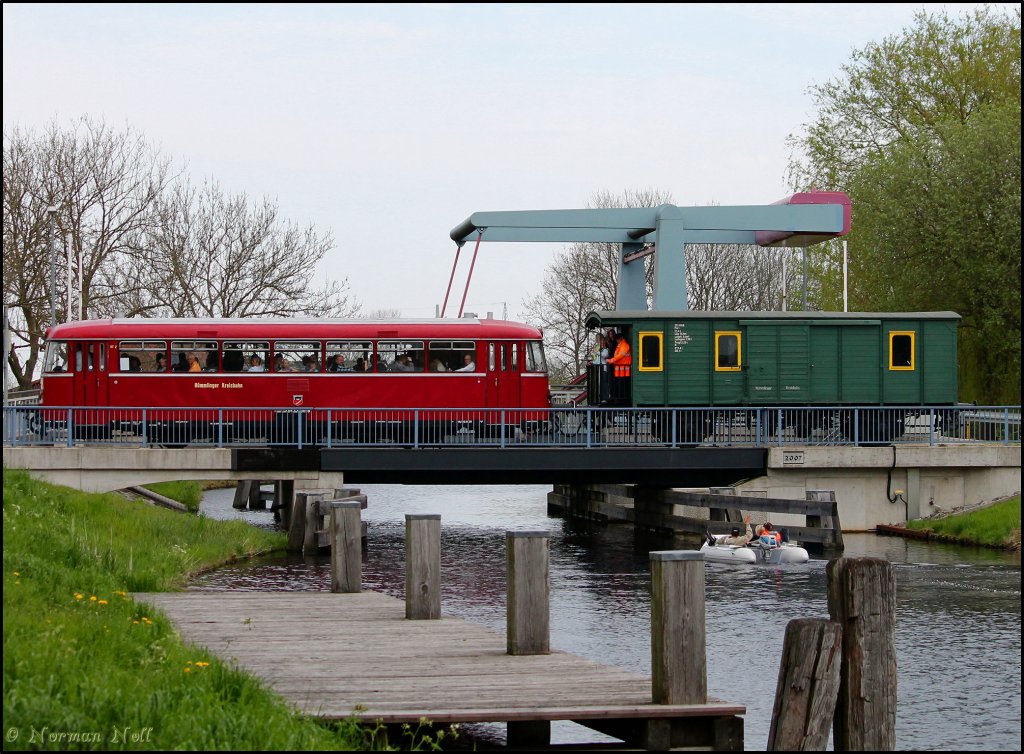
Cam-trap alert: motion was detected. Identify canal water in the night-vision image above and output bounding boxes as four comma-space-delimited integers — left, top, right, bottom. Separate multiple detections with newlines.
194, 484, 1021, 751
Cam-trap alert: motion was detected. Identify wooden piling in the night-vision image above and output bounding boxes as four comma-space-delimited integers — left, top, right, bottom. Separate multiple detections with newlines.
827, 557, 896, 751
506, 531, 550, 656
650, 550, 706, 705
405, 514, 441, 620
330, 501, 363, 593
275, 480, 295, 529
287, 494, 307, 553
767, 618, 843, 751
303, 492, 325, 555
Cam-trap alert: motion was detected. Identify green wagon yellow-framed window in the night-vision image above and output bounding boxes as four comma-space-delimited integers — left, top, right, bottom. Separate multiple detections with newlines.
715, 331, 741, 371
889, 331, 915, 370
638, 332, 663, 372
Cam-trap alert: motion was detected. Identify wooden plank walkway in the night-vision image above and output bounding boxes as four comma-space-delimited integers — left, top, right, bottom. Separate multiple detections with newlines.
136, 591, 745, 746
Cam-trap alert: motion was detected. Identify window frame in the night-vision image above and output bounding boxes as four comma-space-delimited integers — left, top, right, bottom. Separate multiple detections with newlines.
714, 331, 742, 372
638, 331, 663, 372
889, 331, 916, 371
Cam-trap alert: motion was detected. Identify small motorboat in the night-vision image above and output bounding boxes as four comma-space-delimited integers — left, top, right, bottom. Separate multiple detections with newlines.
700, 534, 810, 565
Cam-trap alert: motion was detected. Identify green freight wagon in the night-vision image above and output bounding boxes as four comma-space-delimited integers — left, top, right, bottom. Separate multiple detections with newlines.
585, 310, 960, 441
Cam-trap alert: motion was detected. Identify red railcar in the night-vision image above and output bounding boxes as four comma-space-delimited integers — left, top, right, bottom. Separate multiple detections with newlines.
39, 317, 551, 444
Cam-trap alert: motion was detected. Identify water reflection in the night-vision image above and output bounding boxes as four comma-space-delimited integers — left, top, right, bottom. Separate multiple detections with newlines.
196, 484, 1021, 751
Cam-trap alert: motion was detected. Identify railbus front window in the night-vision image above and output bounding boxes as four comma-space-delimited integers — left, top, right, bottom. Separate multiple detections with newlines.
525, 341, 548, 373
44, 341, 68, 373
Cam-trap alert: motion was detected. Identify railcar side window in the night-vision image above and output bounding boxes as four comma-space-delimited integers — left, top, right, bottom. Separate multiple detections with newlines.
525, 341, 547, 373
889, 331, 915, 370
638, 332, 663, 372
274, 341, 321, 373
715, 332, 741, 371
326, 341, 373, 372
44, 341, 68, 373
426, 341, 475, 372
378, 340, 424, 373
170, 340, 218, 372
223, 341, 269, 372
118, 341, 167, 372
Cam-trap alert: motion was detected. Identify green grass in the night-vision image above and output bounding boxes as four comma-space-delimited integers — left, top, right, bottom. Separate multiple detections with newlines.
142, 481, 204, 512
2, 468, 373, 750
907, 496, 1021, 548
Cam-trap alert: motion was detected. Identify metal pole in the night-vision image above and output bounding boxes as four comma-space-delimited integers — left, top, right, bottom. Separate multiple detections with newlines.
48, 207, 57, 325
781, 254, 787, 311
801, 245, 808, 311
843, 240, 848, 313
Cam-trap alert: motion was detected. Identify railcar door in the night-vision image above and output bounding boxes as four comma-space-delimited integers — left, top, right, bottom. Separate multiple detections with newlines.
485, 341, 520, 408
72, 342, 109, 406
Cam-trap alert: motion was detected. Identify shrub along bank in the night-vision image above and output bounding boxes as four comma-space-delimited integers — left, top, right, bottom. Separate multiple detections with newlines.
2, 468, 369, 750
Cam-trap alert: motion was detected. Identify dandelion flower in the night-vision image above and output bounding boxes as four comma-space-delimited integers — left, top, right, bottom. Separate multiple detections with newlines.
183, 667, 191, 673
89, 595, 97, 602
74, 593, 83, 600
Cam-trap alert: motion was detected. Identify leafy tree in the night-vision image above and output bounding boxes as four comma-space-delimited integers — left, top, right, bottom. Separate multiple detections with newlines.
789, 6, 1021, 403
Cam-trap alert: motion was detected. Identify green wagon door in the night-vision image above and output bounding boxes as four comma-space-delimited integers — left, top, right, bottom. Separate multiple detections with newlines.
809, 327, 840, 403
743, 324, 810, 403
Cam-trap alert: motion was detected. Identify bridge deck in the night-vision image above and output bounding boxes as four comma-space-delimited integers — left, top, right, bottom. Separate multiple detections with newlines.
135, 591, 744, 744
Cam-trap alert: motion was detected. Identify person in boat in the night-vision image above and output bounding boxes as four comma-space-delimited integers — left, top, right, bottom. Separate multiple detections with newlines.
755, 521, 783, 547
719, 515, 753, 546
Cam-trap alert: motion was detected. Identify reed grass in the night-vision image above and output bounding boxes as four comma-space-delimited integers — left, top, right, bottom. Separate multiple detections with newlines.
2, 468, 372, 750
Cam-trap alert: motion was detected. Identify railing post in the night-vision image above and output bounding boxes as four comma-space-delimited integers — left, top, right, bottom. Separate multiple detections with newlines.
141, 408, 147, 447
1005, 408, 1011, 445
326, 409, 332, 449
827, 557, 896, 751
585, 408, 592, 449
500, 409, 507, 448
413, 409, 420, 448
506, 531, 550, 655
929, 408, 935, 447
405, 513, 441, 619
776, 409, 783, 447
297, 411, 304, 450
217, 409, 223, 447
330, 500, 363, 593
67, 408, 73, 448
650, 550, 706, 705
853, 408, 860, 446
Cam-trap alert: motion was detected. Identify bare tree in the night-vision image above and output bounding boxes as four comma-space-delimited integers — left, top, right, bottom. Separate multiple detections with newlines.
129, 180, 357, 318
3, 117, 174, 385
367, 308, 403, 319
3, 117, 358, 387
521, 188, 672, 380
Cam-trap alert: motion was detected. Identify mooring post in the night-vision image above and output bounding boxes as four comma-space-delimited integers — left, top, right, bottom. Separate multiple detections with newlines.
650, 550, 707, 705
405, 514, 441, 619
505, 531, 551, 747
767, 618, 843, 751
287, 494, 307, 553
275, 480, 295, 530
827, 557, 896, 751
506, 531, 550, 655
303, 492, 325, 555
330, 501, 363, 593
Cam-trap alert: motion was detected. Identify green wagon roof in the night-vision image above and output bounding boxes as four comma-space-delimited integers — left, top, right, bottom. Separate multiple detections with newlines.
586, 310, 961, 328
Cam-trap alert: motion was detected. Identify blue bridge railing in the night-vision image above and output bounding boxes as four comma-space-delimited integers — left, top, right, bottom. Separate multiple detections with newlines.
2, 405, 1020, 449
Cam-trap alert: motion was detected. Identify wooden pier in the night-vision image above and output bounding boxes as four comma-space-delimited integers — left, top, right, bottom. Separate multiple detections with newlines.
135, 590, 745, 749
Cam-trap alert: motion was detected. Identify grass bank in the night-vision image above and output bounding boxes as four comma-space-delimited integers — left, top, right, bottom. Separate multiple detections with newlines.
906, 496, 1021, 549
142, 480, 205, 511
2, 468, 370, 750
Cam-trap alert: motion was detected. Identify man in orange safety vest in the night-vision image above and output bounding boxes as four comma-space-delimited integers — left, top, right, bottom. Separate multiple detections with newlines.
606, 331, 632, 377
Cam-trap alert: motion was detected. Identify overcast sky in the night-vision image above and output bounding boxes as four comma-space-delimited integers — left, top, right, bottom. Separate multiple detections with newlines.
4, 3, 1015, 320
